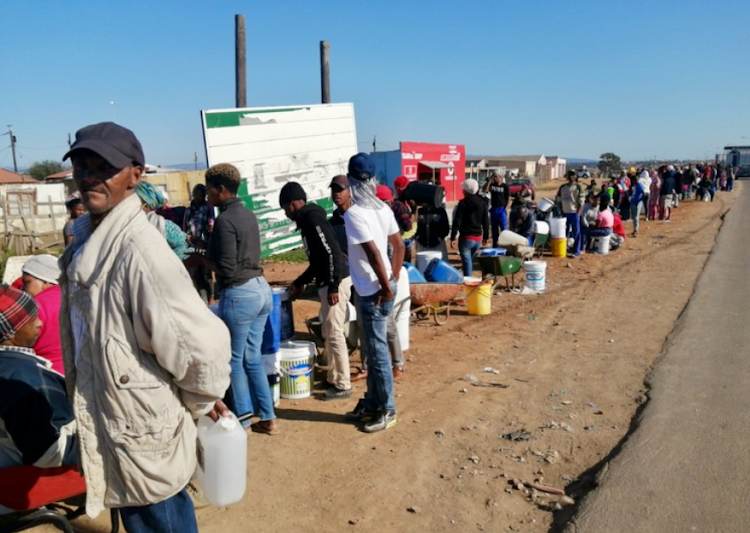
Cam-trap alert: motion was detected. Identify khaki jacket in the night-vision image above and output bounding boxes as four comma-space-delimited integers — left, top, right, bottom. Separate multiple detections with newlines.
59, 194, 231, 517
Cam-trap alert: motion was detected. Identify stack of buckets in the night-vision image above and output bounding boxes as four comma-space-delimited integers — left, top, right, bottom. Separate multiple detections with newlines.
463, 277, 493, 315
550, 217, 567, 257
262, 287, 313, 403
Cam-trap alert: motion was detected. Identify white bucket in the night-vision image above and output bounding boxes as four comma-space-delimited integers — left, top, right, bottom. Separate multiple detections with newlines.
523, 261, 547, 291
534, 220, 550, 235
594, 235, 611, 255
550, 217, 567, 239
273, 287, 294, 340
537, 197, 555, 213
498, 230, 528, 247
395, 266, 410, 351
261, 352, 281, 406
278, 340, 316, 399
416, 251, 443, 274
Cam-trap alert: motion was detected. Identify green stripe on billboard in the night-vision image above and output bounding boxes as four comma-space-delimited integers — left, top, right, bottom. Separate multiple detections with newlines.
205, 108, 306, 129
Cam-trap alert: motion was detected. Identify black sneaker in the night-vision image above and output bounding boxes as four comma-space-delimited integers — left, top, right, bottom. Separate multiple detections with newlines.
362, 410, 397, 433
344, 399, 376, 421
318, 387, 352, 401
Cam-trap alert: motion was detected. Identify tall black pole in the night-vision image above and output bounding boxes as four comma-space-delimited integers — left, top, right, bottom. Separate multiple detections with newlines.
235, 15, 247, 108
320, 41, 330, 104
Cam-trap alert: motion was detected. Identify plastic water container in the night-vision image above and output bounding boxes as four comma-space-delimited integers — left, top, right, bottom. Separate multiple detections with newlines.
416, 251, 443, 274
404, 262, 426, 283
425, 259, 463, 283
279, 340, 316, 399
464, 276, 492, 315
550, 217, 567, 239
477, 248, 507, 257
498, 230, 528, 247
196, 413, 247, 507
524, 261, 547, 291
273, 287, 294, 340
261, 292, 282, 354
394, 266, 410, 351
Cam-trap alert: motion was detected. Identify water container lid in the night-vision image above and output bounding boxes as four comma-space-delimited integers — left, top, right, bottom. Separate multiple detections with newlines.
220, 416, 238, 432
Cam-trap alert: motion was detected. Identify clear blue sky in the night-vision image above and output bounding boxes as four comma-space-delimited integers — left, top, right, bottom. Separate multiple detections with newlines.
1, 0, 749, 170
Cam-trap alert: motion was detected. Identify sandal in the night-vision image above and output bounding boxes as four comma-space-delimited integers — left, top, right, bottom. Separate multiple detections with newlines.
250, 420, 279, 435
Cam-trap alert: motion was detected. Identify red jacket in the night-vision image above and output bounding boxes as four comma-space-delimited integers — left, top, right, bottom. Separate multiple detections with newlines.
612, 214, 626, 239
33, 285, 64, 375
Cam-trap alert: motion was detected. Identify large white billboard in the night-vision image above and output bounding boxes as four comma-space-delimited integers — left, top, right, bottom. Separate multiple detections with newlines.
201, 103, 357, 256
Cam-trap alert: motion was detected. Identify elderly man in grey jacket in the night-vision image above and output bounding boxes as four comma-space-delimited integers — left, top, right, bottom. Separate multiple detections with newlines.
59, 122, 231, 532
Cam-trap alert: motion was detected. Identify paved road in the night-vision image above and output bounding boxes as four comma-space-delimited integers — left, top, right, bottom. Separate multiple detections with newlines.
571, 186, 750, 532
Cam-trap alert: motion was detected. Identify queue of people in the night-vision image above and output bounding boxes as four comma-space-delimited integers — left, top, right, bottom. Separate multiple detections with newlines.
2, 119, 739, 531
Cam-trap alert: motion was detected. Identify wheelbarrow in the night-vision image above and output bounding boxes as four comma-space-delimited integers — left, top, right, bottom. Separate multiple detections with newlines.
478, 255, 524, 291
409, 283, 465, 325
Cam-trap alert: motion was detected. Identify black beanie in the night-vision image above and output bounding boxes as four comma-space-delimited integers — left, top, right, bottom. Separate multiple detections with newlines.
279, 181, 307, 207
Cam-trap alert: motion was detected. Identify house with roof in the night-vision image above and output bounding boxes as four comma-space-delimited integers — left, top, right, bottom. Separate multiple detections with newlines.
44, 166, 205, 206
466, 155, 567, 183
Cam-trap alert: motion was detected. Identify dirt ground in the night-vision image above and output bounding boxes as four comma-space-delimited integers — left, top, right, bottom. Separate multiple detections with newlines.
71, 180, 736, 533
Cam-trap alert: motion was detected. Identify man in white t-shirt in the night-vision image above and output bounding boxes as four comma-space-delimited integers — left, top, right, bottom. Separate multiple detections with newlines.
342, 153, 405, 433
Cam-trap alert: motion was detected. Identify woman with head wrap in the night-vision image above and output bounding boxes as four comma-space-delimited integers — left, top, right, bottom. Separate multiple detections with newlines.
450, 179, 490, 276
136, 181, 189, 260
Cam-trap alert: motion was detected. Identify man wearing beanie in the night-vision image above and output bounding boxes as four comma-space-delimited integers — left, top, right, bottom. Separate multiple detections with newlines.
342, 153, 405, 433
0, 285, 77, 471
279, 181, 352, 400
450, 178, 490, 276
59, 122, 231, 530
21, 254, 64, 374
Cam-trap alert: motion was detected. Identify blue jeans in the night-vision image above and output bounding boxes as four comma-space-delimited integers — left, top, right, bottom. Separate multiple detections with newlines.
489, 207, 507, 247
459, 239, 482, 276
119, 488, 197, 533
356, 281, 397, 412
564, 213, 581, 256
220, 277, 275, 423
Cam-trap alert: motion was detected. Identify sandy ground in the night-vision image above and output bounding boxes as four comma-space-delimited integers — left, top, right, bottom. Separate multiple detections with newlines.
57, 180, 736, 533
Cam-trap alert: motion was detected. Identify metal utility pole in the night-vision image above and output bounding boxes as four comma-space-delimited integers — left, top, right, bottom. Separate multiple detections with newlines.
372, 135, 377, 152
320, 41, 330, 104
194, 152, 198, 170
235, 14, 247, 108
6, 125, 18, 173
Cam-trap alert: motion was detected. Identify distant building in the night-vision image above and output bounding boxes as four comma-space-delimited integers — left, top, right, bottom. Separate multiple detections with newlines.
43, 165, 204, 206
466, 155, 567, 183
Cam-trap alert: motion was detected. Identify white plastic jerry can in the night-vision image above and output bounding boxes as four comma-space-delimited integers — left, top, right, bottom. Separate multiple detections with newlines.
196, 413, 247, 506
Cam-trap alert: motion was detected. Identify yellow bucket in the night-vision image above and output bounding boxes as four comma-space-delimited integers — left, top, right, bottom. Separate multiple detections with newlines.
551, 237, 567, 257
464, 277, 492, 316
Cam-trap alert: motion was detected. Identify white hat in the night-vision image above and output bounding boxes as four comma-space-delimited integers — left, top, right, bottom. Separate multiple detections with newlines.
462, 179, 479, 195
22, 254, 61, 285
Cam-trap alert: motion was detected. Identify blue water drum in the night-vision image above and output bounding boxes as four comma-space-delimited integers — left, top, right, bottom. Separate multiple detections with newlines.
425, 259, 463, 283
261, 291, 282, 354
404, 262, 427, 283
273, 287, 295, 341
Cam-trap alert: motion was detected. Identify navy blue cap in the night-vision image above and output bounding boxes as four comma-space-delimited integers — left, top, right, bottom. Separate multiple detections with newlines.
347, 152, 376, 181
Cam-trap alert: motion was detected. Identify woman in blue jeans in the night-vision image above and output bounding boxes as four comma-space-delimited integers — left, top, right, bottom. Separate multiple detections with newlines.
204, 163, 278, 435
450, 179, 490, 276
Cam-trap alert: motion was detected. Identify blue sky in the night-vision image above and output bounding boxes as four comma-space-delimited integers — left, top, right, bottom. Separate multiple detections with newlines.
1, 0, 748, 170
